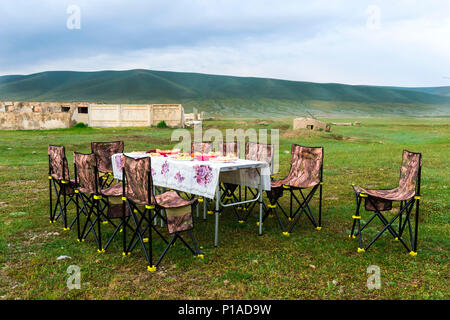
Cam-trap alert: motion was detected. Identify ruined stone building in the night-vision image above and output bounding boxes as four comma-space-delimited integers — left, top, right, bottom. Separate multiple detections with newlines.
293, 117, 331, 132
0, 101, 188, 129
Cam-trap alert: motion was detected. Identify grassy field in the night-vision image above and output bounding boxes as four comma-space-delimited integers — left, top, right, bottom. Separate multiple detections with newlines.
0, 117, 448, 299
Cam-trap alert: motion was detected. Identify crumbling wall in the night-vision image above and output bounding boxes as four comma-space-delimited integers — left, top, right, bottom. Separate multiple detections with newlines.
0, 101, 101, 129
0, 112, 73, 130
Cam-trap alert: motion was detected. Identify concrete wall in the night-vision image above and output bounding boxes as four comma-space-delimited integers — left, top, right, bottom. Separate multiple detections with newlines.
0, 112, 73, 130
88, 104, 184, 127
150, 104, 184, 127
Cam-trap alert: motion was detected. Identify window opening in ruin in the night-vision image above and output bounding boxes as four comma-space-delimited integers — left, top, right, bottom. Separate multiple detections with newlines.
78, 107, 88, 114
61, 107, 71, 113
307, 125, 314, 130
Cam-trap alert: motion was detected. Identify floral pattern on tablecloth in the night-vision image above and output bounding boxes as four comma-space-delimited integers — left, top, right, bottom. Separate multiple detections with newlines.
161, 160, 170, 176
112, 153, 270, 199
193, 164, 213, 186
174, 171, 185, 183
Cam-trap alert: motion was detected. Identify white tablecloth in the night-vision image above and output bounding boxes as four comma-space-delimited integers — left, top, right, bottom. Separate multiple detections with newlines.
112, 153, 271, 199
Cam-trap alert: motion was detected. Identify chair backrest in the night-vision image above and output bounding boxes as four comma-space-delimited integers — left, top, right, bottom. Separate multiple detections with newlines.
398, 150, 422, 196
286, 144, 323, 187
219, 141, 240, 157
73, 152, 98, 194
191, 142, 213, 154
122, 155, 155, 205
245, 142, 275, 174
91, 141, 124, 173
48, 145, 69, 180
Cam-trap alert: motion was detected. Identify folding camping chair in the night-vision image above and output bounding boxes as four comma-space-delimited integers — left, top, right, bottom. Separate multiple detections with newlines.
73, 152, 124, 252
267, 144, 323, 235
191, 141, 213, 154
121, 155, 203, 271
48, 145, 77, 230
233, 142, 275, 223
218, 141, 241, 207
91, 141, 124, 188
349, 150, 422, 256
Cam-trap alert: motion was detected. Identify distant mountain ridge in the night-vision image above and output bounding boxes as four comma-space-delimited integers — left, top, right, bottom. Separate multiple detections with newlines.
0, 69, 449, 116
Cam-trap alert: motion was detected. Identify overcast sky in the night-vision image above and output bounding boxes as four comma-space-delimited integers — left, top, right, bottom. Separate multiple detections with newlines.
1, 0, 449, 86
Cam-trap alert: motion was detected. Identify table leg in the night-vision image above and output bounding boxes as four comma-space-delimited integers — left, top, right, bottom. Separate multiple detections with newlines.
203, 198, 207, 221
214, 183, 221, 247
259, 172, 263, 236
196, 202, 199, 218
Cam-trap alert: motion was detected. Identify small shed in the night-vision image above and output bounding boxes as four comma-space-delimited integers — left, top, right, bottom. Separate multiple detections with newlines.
293, 117, 331, 132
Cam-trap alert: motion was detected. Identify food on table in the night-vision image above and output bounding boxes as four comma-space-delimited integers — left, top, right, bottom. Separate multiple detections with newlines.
149, 152, 162, 157
156, 149, 180, 157
169, 153, 192, 160
207, 152, 221, 157
210, 156, 237, 162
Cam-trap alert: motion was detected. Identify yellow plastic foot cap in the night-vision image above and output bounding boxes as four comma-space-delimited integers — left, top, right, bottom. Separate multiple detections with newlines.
409, 251, 417, 257
143, 238, 149, 243
196, 254, 205, 259
207, 210, 214, 215
282, 232, 290, 236
395, 237, 399, 241
97, 248, 105, 253
256, 222, 263, 226
147, 265, 157, 272
316, 227, 322, 231
238, 220, 244, 224
102, 221, 109, 225
357, 248, 365, 253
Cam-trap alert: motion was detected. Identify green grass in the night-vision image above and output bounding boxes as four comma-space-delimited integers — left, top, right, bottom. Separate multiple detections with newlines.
0, 117, 449, 299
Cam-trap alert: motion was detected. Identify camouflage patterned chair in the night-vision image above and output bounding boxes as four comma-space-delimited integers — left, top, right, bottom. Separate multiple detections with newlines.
268, 144, 324, 235
191, 141, 213, 154
91, 141, 124, 188
73, 152, 123, 252
218, 141, 241, 207
219, 141, 240, 157
350, 150, 422, 256
122, 155, 203, 272
236, 142, 275, 222
48, 145, 77, 230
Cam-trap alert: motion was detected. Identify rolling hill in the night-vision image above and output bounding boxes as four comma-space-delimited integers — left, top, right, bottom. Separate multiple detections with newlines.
1, 69, 449, 117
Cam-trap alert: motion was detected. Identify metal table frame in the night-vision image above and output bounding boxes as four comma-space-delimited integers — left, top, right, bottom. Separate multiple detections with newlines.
113, 154, 268, 248
211, 163, 265, 247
